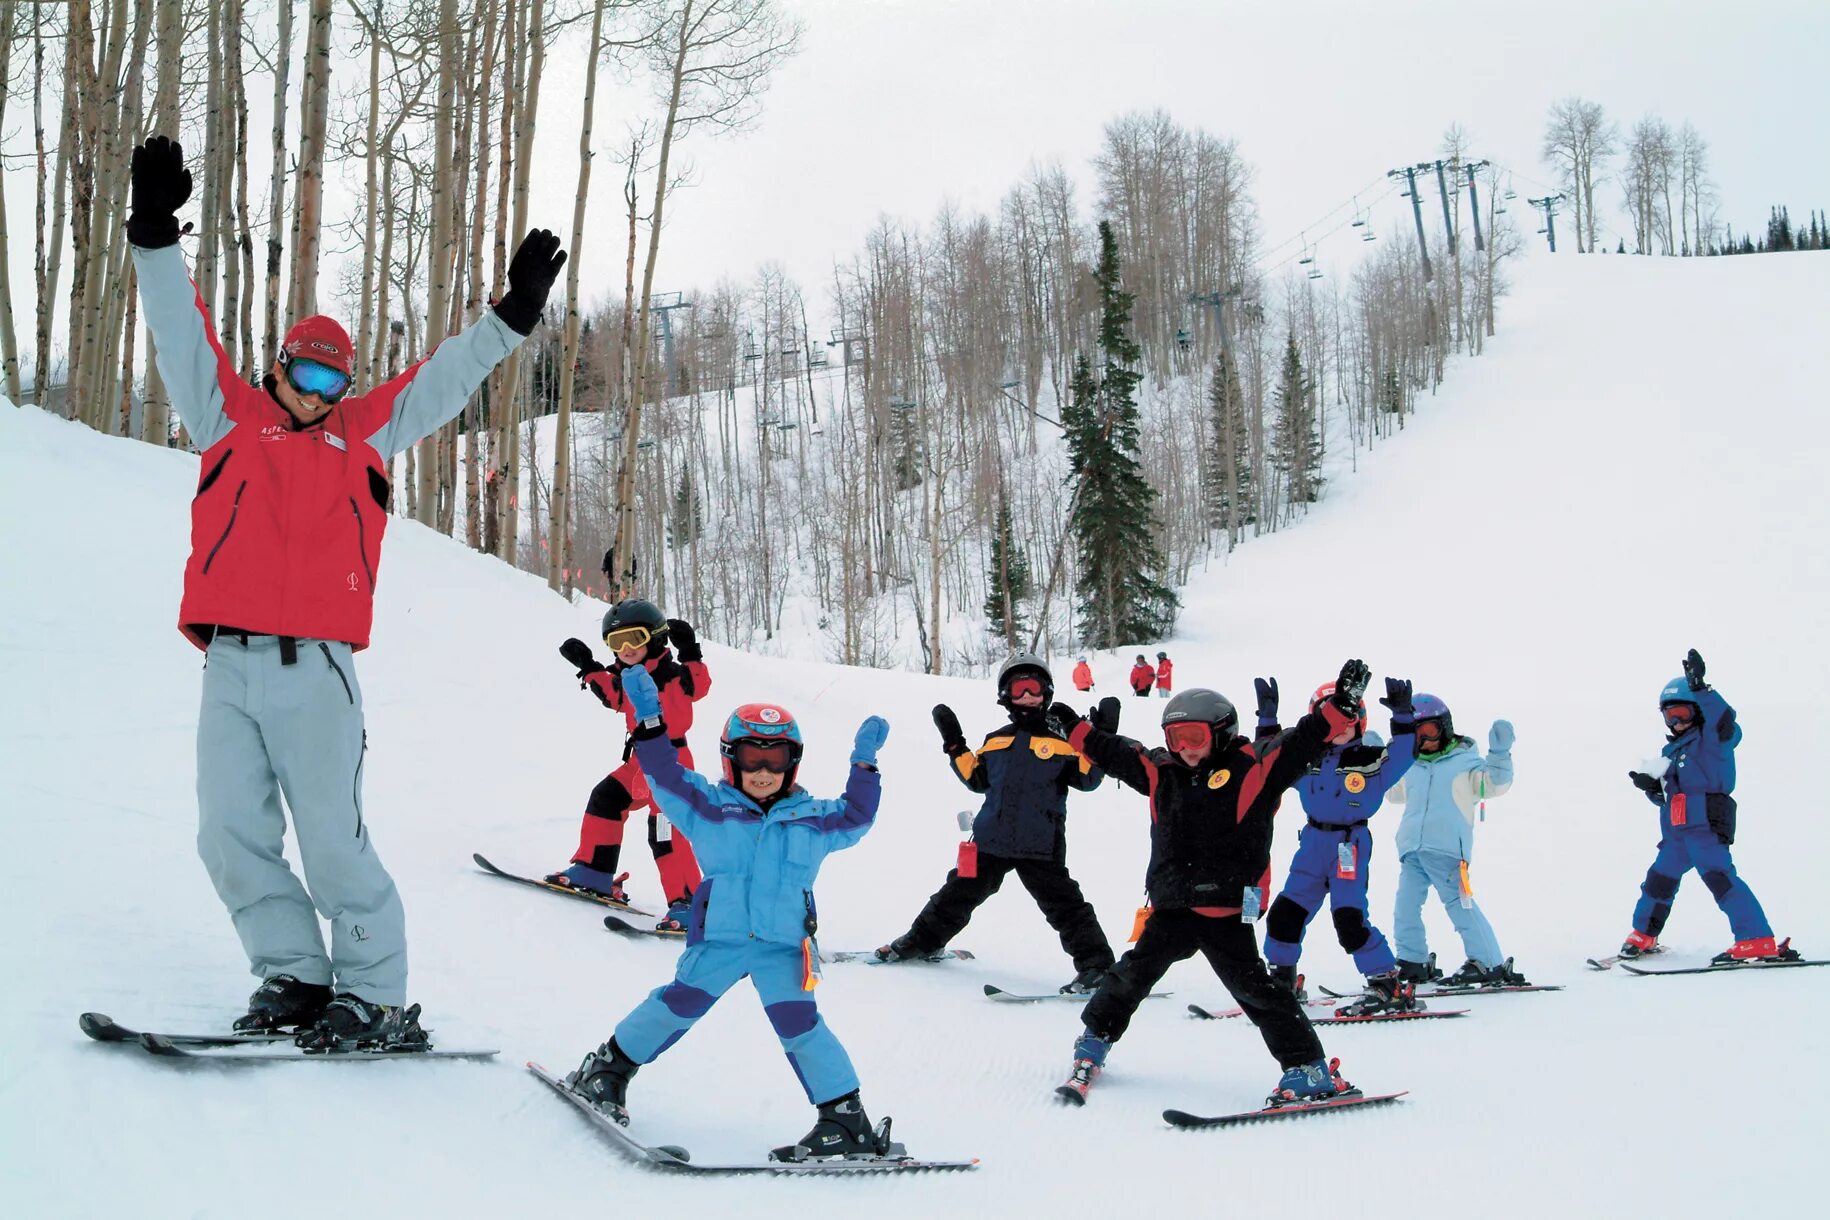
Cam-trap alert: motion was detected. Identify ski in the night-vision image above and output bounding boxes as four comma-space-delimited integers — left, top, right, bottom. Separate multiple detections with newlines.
1620, 957, 1825, 977
1316, 982, 1563, 1000
603, 915, 686, 940
1587, 946, 1666, 971
1189, 995, 1339, 1018
79, 1011, 296, 1047
136, 1034, 498, 1061
472, 853, 657, 917
1055, 1067, 1098, 1106
984, 984, 1171, 1004
1186, 1003, 1464, 1025
822, 948, 976, 965
1163, 1090, 1408, 1129
528, 1062, 978, 1174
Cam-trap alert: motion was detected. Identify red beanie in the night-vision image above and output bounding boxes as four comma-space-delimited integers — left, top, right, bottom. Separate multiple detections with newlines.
282, 315, 354, 375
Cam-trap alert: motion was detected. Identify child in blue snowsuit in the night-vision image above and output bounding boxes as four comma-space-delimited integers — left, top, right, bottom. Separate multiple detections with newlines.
1261, 676, 1417, 1014
1618, 650, 1795, 965
565, 664, 898, 1162
1388, 693, 1526, 988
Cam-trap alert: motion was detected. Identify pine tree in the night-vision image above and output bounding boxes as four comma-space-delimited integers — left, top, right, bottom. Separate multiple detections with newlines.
983, 487, 1032, 647
1203, 347, 1253, 536
887, 402, 922, 491
1270, 333, 1324, 507
1063, 221, 1178, 649
668, 470, 703, 550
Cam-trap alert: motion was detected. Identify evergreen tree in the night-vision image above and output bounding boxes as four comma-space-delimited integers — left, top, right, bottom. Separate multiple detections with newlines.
1203, 347, 1253, 535
982, 487, 1032, 647
667, 470, 703, 550
1270, 333, 1324, 507
887, 403, 922, 491
1063, 221, 1179, 649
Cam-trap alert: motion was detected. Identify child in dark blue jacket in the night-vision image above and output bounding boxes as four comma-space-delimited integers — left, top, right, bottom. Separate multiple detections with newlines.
1619, 650, 1798, 965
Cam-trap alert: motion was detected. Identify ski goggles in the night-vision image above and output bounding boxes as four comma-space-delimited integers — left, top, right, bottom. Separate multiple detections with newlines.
727, 738, 797, 774
280, 354, 352, 404
604, 625, 654, 653
1414, 720, 1447, 748
1662, 703, 1698, 732
1005, 675, 1046, 702
1163, 721, 1213, 753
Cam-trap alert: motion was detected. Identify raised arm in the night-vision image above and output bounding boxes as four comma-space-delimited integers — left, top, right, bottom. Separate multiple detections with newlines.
932, 705, 991, 794
1058, 700, 1157, 796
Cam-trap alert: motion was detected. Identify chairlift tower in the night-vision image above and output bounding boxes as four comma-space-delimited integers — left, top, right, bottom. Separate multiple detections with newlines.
1188, 285, 1244, 354
1527, 194, 1564, 252
646, 292, 694, 397
1388, 164, 1434, 282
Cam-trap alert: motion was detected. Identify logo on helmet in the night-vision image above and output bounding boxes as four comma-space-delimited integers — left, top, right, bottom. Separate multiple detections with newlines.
758, 707, 782, 724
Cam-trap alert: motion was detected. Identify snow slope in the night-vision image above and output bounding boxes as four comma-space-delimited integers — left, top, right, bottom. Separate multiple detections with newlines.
3, 251, 1828, 1219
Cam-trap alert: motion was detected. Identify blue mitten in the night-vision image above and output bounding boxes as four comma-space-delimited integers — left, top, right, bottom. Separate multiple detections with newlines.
620, 664, 663, 722
1488, 720, 1515, 753
852, 716, 890, 767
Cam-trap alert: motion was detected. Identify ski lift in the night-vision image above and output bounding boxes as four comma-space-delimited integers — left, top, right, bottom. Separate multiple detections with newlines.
1503, 189, 1518, 201
1175, 327, 1192, 352
1361, 224, 1377, 243
1307, 265, 1323, 280
887, 397, 918, 412
1297, 231, 1315, 266
637, 438, 657, 450
1350, 196, 1366, 228
776, 421, 799, 432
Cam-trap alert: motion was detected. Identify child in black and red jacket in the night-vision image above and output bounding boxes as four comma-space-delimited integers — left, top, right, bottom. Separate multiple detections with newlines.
1052, 660, 1371, 1109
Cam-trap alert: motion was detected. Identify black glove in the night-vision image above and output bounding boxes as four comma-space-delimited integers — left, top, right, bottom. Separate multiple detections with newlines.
1378, 677, 1414, 718
932, 704, 966, 753
128, 135, 192, 248
666, 618, 700, 662
1253, 677, 1279, 721
1090, 696, 1122, 735
1333, 659, 1372, 710
493, 228, 568, 336
1628, 771, 1663, 797
559, 637, 606, 676
1682, 648, 1708, 692
1716, 707, 1737, 743
1046, 701, 1085, 737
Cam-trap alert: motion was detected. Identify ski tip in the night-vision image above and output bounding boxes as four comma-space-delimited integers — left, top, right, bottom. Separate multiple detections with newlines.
1186, 1003, 1211, 1019
471, 852, 491, 868
139, 1033, 189, 1057
79, 1012, 122, 1041
981, 984, 1001, 997
653, 1144, 692, 1163
1054, 1086, 1087, 1107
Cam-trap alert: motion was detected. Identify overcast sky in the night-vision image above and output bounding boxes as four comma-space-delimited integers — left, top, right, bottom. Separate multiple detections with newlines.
6, 0, 1828, 374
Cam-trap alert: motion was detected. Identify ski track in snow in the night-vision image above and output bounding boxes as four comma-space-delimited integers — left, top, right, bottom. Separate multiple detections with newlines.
4, 253, 1830, 1217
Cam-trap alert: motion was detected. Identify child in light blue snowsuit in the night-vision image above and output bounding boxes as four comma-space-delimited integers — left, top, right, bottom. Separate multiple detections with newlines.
1620, 650, 1792, 964
1262, 678, 1416, 1005
1389, 693, 1524, 987
566, 664, 897, 1159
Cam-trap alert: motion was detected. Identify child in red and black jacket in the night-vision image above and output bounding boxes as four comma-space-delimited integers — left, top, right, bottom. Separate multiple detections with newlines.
552, 598, 711, 931
1052, 660, 1371, 1109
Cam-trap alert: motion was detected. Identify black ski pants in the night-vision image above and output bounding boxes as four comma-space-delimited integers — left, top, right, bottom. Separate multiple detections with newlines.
1082, 907, 1324, 1069
903, 851, 1114, 973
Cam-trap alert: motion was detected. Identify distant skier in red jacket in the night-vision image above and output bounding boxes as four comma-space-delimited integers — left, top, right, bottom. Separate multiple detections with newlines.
554, 599, 710, 931
1155, 652, 1174, 699
1072, 656, 1095, 692
1129, 655, 1155, 698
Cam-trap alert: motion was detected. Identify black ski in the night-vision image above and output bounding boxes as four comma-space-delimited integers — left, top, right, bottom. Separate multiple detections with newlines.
823, 948, 977, 965
603, 914, 686, 940
79, 1011, 295, 1047
528, 1062, 978, 1174
1317, 982, 1563, 1000
1620, 957, 1825, 977
136, 1034, 498, 1061
984, 984, 1171, 1004
473, 852, 656, 917
1187, 1003, 1464, 1026
1163, 1090, 1408, 1129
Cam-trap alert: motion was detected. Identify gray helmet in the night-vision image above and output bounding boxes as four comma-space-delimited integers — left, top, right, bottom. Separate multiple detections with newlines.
1162, 688, 1238, 739
997, 653, 1054, 706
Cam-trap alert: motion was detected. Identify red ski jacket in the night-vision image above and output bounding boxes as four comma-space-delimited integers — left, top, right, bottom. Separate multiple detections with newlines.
584, 651, 713, 749
1071, 661, 1094, 691
1130, 663, 1155, 693
133, 243, 522, 650
1156, 658, 1173, 691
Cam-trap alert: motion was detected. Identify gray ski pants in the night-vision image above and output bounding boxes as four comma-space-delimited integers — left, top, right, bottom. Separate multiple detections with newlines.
196, 633, 406, 1005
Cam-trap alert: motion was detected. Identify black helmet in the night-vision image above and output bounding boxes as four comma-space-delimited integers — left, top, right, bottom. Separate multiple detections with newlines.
1162, 688, 1238, 739
1156, 651, 1168, 660
996, 653, 1054, 707
602, 598, 669, 655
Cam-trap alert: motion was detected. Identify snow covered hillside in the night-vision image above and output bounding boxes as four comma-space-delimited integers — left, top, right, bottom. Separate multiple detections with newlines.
3, 251, 1827, 1218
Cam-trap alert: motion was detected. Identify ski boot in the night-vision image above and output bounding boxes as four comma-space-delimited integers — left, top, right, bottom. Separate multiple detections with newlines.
1267, 963, 1309, 1004
1711, 936, 1799, 966
1333, 970, 1416, 1017
545, 864, 630, 904
1439, 958, 1495, 988
232, 974, 332, 1033
1059, 966, 1110, 995
1487, 957, 1529, 986
567, 1037, 640, 1126
654, 897, 692, 935
770, 1090, 899, 1162
1269, 1057, 1354, 1108
873, 934, 934, 963
1396, 953, 1441, 985
1056, 1030, 1109, 1105
1619, 930, 1659, 959
295, 996, 428, 1052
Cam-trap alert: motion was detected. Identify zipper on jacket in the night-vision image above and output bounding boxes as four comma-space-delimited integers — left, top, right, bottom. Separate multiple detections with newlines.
195, 450, 233, 498
353, 730, 367, 840
348, 497, 375, 590
201, 481, 249, 574
319, 642, 354, 704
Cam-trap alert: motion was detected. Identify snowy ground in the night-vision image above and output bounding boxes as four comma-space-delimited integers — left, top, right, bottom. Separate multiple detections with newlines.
3, 251, 1828, 1218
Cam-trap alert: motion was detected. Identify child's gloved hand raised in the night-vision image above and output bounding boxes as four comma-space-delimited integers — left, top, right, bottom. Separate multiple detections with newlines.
1488, 720, 1515, 752
1089, 696, 1122, 735
931, 704, 966, 753
559, 637, 606, 677
852, 716, 890, 767
619, 663, 663, 722
1254, 677, 1279, 721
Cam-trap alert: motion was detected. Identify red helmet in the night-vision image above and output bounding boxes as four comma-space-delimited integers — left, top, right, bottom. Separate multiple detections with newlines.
719, 703, 803, 788
281, 314, 354, 375
1309, 682, 1367, 738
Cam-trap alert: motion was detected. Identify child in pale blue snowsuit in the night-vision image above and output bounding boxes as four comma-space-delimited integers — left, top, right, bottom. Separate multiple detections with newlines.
1262, 678, 1417, 984
1389, 694, 1522, 986
568, 663, 894, 1156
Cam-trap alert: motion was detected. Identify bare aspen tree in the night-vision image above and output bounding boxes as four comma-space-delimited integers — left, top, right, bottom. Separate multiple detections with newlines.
0, 0, 21, 401
140, 0, 183, 442
412, 0, 459, 527
30, 5, 51, 405
288, 0, 332, 326
62, 1, 97, 421
498, 0, 547, 565
1542, 97, 1615, 254
608, 0, 802, 598
263, 0, 294, 367
464, 0, 503, 550
483, 0, 522, 558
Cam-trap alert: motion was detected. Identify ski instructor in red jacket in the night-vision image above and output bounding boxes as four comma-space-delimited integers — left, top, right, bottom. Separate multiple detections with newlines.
128, 135, 566, 1049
